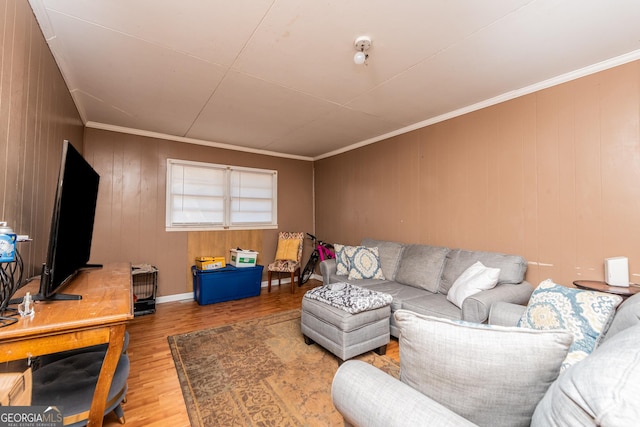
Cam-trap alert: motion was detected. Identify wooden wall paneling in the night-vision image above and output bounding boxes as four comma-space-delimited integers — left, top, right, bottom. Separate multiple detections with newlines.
393, 132, 421, 243
88, 136, 114, 264
121, 138, 143, 262
573, 75, 604, 281
599, 63, 640, 279
187, 230, 263, 291
139, 138, 159, 266
0, 0, 15, 221
534, 88, 563, 282
495, 99, 528, 255
519, 96, 541, 286
419, 126, 438, 244
554, 83, 579, 284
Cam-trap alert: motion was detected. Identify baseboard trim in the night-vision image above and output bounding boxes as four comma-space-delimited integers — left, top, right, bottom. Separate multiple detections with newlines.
155, 274, 323, 305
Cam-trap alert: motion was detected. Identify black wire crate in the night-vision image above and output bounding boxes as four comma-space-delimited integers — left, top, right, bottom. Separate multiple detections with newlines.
132, 265, 158, 316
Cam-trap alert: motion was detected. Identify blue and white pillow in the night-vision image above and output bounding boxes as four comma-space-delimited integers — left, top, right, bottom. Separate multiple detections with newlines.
334, 243, 351, 276
346, 246, 385, 280
519, 279, 623, 370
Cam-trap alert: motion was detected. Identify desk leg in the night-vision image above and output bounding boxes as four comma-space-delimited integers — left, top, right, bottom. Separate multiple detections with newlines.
87, 324, 126, 427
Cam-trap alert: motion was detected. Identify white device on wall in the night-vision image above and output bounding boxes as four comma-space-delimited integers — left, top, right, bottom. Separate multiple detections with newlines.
604, 256, 629, 287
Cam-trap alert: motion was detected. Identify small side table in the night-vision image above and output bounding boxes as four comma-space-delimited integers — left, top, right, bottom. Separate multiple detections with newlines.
573, 280, 640, 298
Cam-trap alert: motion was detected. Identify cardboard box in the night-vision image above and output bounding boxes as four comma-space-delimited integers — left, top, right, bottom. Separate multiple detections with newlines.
229, 249, 258, 267
192, 265, 263, 305
195, 256, 226, 270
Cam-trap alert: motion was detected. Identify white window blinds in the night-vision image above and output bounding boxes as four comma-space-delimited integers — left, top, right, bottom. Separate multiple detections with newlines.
166, 159, 277, 231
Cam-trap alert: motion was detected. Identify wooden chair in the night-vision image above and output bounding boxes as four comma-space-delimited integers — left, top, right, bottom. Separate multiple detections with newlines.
267, 232, 304, 293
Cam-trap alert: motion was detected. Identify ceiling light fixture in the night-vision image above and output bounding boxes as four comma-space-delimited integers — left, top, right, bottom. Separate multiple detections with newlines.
353, 36, 371, 65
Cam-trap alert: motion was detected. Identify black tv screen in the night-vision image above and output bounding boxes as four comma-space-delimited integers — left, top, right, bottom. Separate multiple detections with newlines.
39, 140, 100, 299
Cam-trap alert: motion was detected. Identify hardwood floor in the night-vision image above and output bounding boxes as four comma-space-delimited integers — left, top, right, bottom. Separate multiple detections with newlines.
103, 279, 399, 426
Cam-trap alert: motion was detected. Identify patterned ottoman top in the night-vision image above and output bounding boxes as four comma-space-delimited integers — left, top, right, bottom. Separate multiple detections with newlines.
304, 282, 392, 314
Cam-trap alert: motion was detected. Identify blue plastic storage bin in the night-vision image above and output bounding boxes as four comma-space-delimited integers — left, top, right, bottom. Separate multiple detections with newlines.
192, 265, 263, 305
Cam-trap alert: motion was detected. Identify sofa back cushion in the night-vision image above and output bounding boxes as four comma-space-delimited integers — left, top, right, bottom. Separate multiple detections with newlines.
394, 244, 449, 293
395, 310, 572, 427
600, 292, 640, 343
361, 238, 404, 281
532, 323, 640, 427
439, 249, 528, 294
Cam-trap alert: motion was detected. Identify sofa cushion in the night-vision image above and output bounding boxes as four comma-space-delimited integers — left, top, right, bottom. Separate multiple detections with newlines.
361, 238, 404, 280
439, 249, 527, 294
519, 279, 623, 370
446, 261, 500, 308
364, 282, 428, 312
394, 244, 449, 293
346, 246, 385, 280
532, 323, 640, 427
401, 293, 462, 321
395, 310, 572, 427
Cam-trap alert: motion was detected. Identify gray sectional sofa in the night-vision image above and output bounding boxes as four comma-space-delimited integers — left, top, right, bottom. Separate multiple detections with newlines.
320, 238, 534, 336
332, 293, 640, 427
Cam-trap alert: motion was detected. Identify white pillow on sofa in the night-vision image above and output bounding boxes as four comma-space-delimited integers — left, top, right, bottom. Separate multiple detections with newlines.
446, 261, 500, 308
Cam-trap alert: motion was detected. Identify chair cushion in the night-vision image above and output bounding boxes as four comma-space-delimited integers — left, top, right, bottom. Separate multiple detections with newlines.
532, 323, 640, 426
394, 245, 449, 292
267, 259, 299, 272
518, 279, 623, 370
32, 351, 130, 419
275, 238, 300, 261
395, 309, 572, 427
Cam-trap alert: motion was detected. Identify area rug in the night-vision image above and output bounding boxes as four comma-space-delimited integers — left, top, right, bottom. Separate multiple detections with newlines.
168, 309, 399, 426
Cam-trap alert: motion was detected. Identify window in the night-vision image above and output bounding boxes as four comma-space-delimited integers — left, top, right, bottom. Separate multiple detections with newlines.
166, 159, 277, 231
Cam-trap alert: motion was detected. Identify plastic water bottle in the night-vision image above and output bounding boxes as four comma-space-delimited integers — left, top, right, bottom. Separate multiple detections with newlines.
0, 221, 16, 262
18, 292, 35, 318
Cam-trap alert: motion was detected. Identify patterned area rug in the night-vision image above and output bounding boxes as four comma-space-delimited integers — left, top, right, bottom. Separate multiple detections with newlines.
168, 309, 399, 426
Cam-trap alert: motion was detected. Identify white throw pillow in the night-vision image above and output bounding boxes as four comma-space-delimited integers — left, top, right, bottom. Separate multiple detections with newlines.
447, 261, 500, 308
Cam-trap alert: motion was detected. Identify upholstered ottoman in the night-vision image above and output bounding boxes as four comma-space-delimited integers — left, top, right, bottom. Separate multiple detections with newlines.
301, 283, 392, 362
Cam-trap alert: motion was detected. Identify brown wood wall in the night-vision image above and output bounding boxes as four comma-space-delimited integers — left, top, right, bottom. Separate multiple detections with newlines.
0, 0, 84, 279
315, 61, 640, 288
83, 129, 314, 297
5, 0, 640, 298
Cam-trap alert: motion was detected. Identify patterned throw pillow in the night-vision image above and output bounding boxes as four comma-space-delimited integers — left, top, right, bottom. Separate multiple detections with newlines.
518, 279, 623, 370
334, 244, 352, 276
346, 246, 385, 280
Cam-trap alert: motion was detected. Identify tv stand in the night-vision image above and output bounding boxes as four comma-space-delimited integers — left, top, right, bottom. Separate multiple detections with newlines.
32, 292, 82, 301
0, 263, 133, 426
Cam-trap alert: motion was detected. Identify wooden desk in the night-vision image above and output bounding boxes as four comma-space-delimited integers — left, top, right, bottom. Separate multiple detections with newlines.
0, 263, 133, 426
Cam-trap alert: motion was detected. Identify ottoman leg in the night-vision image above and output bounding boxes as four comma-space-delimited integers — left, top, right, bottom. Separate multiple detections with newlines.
303, 335, 315, 345
374, 344, 387, 356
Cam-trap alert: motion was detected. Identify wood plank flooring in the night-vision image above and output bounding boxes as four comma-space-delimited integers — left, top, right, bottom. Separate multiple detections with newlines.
103, 279, 399, 426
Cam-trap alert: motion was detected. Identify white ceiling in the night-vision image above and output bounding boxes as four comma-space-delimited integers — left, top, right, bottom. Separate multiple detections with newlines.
29, 0, 640, 160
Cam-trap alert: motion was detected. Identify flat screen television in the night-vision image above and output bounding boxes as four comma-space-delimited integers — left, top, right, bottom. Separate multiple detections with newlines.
37, 140, 101, 300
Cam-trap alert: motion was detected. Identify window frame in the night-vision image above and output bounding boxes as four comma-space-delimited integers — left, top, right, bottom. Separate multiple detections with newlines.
165, 158, 278, 231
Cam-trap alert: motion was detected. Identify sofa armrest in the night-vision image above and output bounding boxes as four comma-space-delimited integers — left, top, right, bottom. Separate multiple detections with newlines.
488, 302, 527, 326
461, 281, 534, 323
319, 259, 337, 284
332, 360, 477, 427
